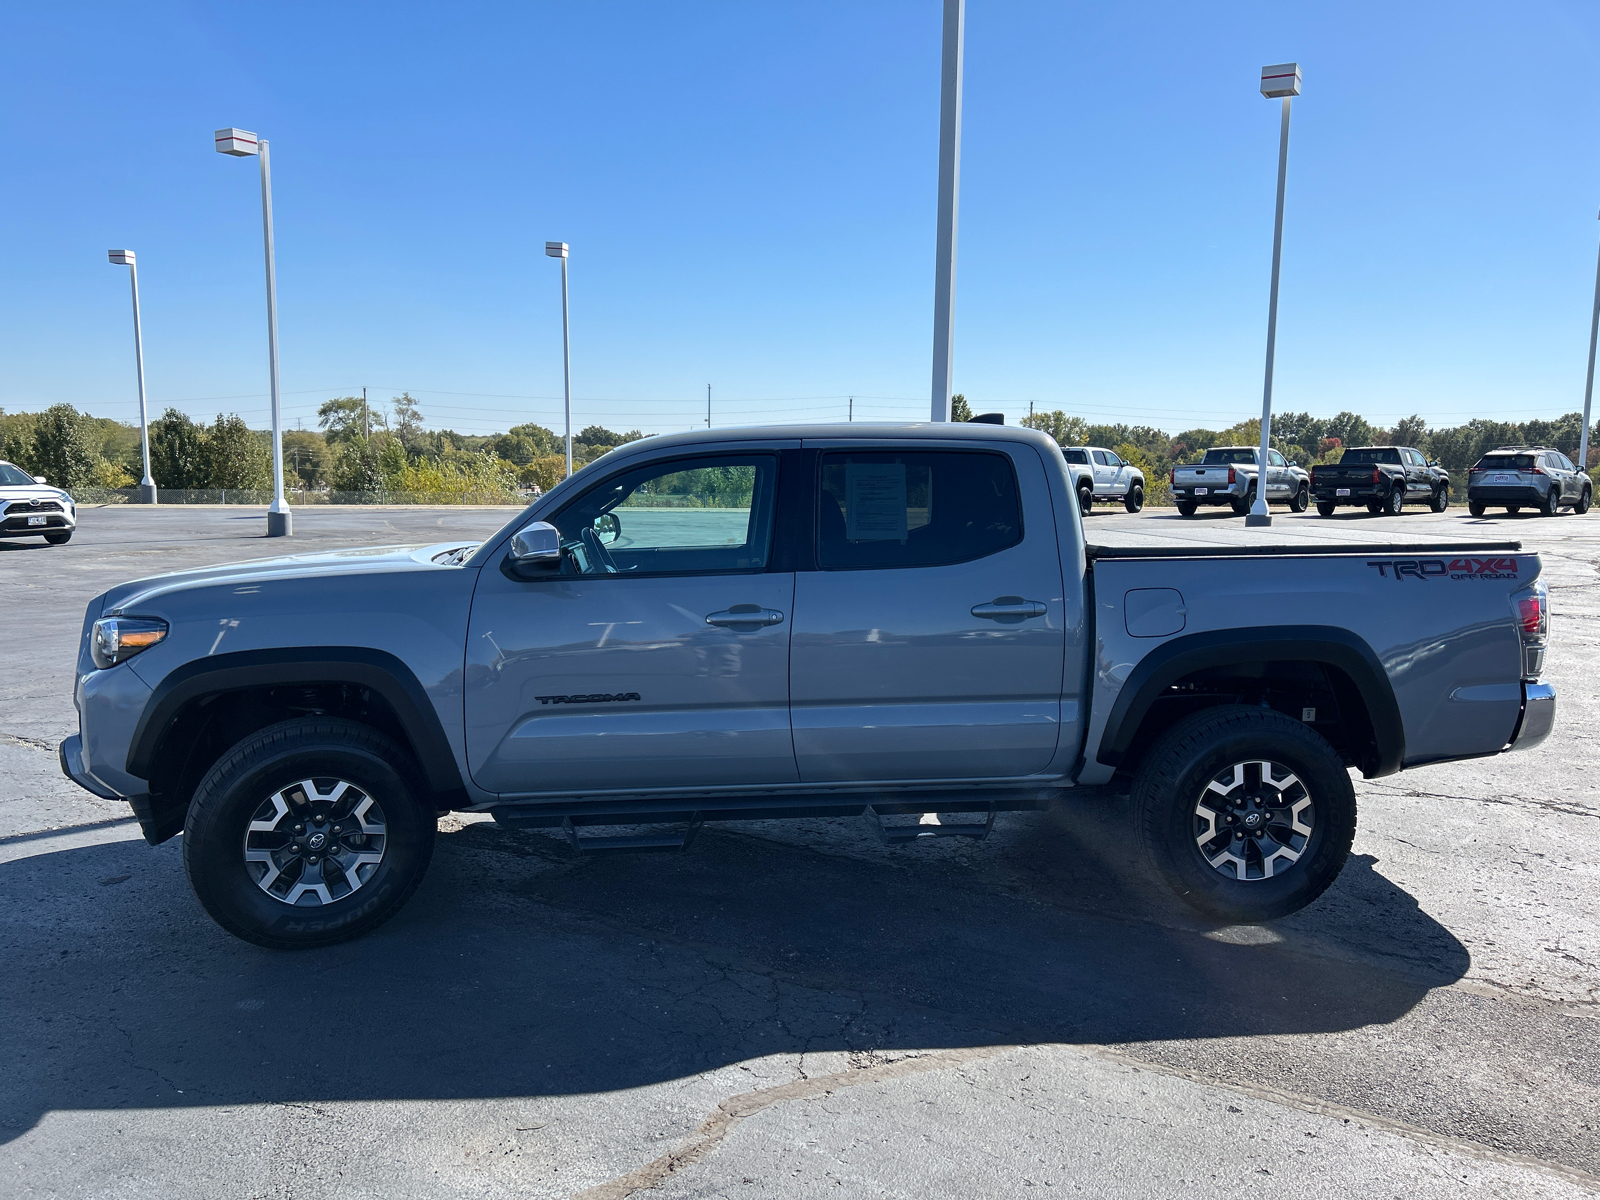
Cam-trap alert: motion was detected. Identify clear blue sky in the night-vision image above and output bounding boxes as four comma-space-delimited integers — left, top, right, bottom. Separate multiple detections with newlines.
3, 1, 1599, 438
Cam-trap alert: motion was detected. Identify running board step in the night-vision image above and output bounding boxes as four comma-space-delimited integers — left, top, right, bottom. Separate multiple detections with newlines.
561, 816, 702, 855
866, 806, 996, 844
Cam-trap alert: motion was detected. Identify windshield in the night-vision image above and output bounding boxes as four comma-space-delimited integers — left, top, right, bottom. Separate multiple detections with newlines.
0, 463, 37, 486
1475, 454, 1537, 470
1339, 448, 1401, 465
1200, 448, 1259, 465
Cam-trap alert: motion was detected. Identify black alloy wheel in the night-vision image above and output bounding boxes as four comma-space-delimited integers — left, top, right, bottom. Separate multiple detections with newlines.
1132, 705, 1357, 923
1124, 484, 1145, 514
183, 717, 437, 949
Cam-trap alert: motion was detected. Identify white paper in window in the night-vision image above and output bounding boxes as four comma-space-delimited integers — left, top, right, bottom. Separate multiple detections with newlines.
845, 463, 907, 541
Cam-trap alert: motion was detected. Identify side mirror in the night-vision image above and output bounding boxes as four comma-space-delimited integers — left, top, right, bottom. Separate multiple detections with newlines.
504, 520, 562, 579
593, 512, 621, 545
32, 476, 46, 484
1428, 461, 1440, 468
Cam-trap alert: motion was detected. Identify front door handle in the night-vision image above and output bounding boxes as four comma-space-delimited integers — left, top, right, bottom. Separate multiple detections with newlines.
971, 597, 1048, 620
706, 605, 785, 628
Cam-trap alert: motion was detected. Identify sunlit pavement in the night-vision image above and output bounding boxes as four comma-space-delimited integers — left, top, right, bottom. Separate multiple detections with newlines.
2, 502, 1597, 1198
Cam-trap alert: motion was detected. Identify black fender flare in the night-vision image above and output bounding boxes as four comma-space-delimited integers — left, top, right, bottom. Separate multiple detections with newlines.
126, 647, 464, 795
1096, 625, 1404, 778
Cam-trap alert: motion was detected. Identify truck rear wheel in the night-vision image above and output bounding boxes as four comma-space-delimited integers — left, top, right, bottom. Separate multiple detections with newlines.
1315, 501, 1336, 517
183, 717, 437, 949
1078, 485, 1094, 517
1230, 486, 1254, 516
1383, 486, 1405, 515
1176, 500, 1197, 516
1131, 706, 1356, 923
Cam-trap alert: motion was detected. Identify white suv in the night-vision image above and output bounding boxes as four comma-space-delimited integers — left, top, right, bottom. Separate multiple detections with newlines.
1060, 447, 1145, 515
0, 461, 76, 545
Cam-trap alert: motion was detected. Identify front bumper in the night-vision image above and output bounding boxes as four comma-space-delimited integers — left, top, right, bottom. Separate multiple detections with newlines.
58, 733, 123, 800
0, 509, 74, 537
1507, 682, 1556, 752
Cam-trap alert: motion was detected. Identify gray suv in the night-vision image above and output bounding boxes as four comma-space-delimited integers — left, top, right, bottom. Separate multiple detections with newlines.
0, 460, 76, 544
1467, 447, 1592, 518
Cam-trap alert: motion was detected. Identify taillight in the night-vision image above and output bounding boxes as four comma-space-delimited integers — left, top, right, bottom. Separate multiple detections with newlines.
1371, 467, 1381, 484
1510, 580, 1548, 680
1227, 466, 1236, 484
1529, 467, 1545, 476
1169, 468, 1176, 485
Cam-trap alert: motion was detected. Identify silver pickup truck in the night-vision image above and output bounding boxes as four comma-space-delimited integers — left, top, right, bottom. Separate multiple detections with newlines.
60, 424, 1556, 949
1172, 446, 1311, 516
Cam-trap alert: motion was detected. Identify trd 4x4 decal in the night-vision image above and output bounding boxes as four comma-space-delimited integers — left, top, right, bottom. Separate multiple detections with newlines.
1367, 557, 1519, 581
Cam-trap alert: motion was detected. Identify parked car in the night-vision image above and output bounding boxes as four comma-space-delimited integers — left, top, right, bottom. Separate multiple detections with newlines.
1467, 447, 1592, 518
62, 423, 1554, 949
1310, 446, 1450, 516
1060, 446, 1145, 514
0, 460, 76, 545
1170, 446, 1310, 516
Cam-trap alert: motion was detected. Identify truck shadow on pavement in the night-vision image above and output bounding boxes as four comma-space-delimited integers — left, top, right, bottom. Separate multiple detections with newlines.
0, 806, 1467, 1143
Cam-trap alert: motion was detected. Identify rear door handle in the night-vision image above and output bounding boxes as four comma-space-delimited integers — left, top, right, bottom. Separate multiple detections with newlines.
706, 606, 785, 628
971, 598, 1048, 620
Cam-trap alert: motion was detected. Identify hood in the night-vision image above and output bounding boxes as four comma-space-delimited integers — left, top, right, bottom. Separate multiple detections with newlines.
0, 483, 74, 507
104, 540, 481, 613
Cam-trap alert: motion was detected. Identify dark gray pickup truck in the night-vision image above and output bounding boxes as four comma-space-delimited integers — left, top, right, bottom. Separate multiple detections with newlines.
1310, 446, 1451, 516
61, 424, 1557, 948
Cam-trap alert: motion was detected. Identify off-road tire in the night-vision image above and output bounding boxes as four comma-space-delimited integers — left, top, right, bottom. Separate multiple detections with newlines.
1124, 484, 1145, 514
44, 531, 72, 545
1468, 501, 1486, 517
1131, 706, 1357, 923
1315, 501, 1336, 517
1176, 500, 1198, 517
1078, 486, 1094, 517
183, 717, 436, 949
1429, 484, 1449, 513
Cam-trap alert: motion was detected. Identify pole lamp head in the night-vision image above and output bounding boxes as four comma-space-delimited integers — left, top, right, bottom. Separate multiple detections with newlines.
545, 242, 569, 259
1260, 63, 1301, 98
214, 128, 260, 156
108, 250, 135, 266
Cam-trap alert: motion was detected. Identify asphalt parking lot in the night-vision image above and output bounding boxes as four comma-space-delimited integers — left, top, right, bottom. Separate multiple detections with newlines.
3, 501, 1599, 1198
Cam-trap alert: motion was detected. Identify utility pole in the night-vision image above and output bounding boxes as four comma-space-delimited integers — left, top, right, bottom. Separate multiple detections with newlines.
929, 0, 965, 422
706, 385, 712, 428
362, 387, 369, 439
849, 397, 854, 422
1028, 400, 1034, 425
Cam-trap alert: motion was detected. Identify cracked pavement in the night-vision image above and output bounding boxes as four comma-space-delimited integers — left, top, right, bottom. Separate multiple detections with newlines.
2, 503, 1598, 1197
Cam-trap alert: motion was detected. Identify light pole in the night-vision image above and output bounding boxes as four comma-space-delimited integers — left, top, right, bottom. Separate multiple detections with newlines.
545, 241, 572, 478
929, 0, 965, 422
1249, 63, 1301, 529
1579, 209, 1600, 479
107, 250, 157, 504
215, 127, 290, 536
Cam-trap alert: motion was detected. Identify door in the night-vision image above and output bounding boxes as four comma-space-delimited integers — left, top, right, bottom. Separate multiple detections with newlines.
1091, 450, 1117, 495
790, 445, 1066, 782
1267, 449, 1290, 498
465, 451, 797, 794
1552, 452, 1580, 503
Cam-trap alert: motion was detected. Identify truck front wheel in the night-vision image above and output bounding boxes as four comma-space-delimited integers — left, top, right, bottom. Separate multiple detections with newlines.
1131, 706, 1356, 923
183, 717, 437, 949
1123, 483, 1144, 513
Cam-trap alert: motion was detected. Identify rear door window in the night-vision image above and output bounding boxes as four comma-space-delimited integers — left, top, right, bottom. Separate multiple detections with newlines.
817, 450, 1022, 570
1062, 449, 1088, 464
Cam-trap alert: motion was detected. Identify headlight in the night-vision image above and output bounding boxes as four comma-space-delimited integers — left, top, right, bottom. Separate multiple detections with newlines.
91, 616, 167, 669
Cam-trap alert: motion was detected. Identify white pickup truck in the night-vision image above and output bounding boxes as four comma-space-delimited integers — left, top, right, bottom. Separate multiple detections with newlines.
1060, 446, 1145, 514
